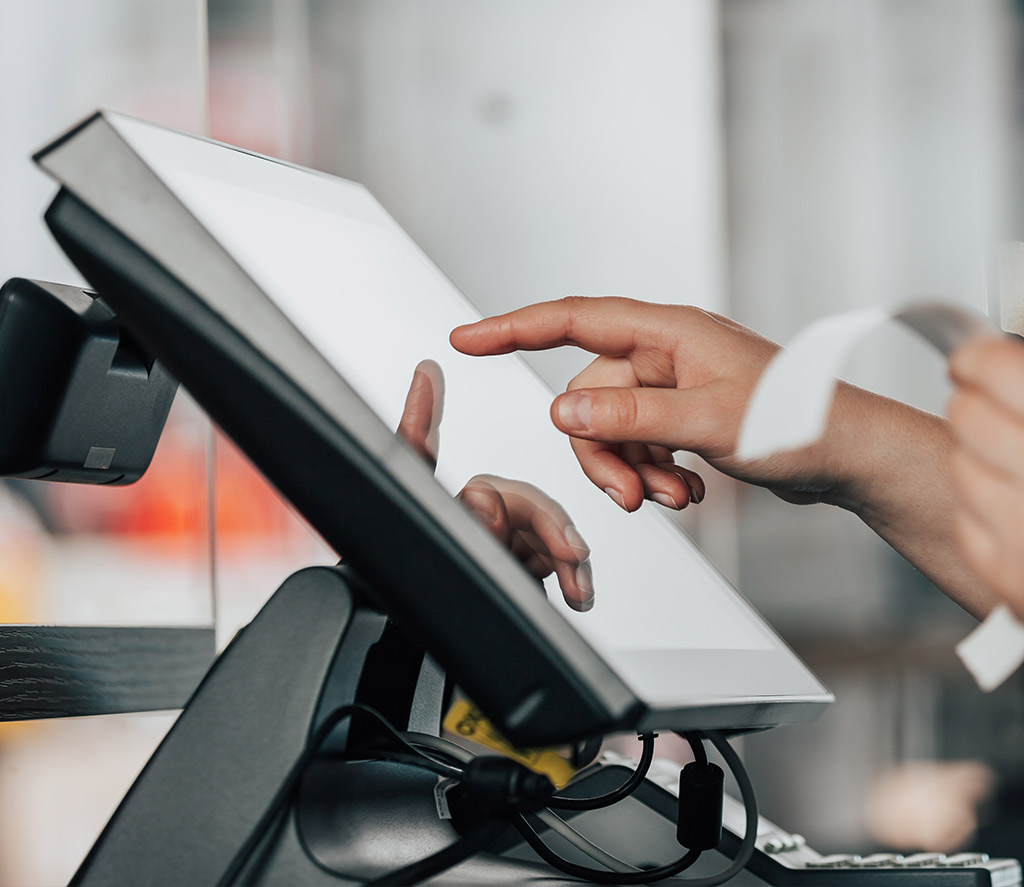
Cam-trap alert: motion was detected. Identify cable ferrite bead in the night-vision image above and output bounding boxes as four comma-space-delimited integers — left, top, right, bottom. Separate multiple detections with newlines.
676, 761, 724, 850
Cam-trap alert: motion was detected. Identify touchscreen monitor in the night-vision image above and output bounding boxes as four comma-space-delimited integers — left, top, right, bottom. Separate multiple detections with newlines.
34, 112, 831, 744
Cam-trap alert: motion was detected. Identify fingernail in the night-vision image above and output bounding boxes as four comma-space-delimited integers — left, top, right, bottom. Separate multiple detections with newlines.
556, 393, 591, 432
604, 487, 627, 511
652, 492, 680, 510
574, 561, 595, 612
564, 524, 591, 560
688, 484, 702, 505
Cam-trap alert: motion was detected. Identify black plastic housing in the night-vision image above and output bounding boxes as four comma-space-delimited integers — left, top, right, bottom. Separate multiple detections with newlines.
0, 278, 177, 484
677, 761, 725, 851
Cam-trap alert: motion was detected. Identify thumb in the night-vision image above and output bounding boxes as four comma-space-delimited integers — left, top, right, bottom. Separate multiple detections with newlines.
551, 385, 733, 455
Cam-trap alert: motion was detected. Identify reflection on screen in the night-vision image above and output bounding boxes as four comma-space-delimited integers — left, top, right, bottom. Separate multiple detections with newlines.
111, 116, 799, 703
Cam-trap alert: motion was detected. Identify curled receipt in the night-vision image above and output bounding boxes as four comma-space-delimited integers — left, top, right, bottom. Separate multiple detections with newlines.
736, 301, 1024, 691
735, 303, 995, 463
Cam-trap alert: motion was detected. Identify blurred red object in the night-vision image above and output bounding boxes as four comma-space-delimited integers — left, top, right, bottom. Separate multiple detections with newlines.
45, 400, 317, 557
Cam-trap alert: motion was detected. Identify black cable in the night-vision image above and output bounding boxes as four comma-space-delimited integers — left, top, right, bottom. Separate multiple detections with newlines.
361, 817, 510, 886
219, 704, 359, 885
219, 703, 462, 886
404, 734, 473, 771
511, 730, 759, 886
547, 732, 656, 810
225, 704, 550, 887
680, 731, 708, 766
514, 815, 701, 884
225, 714, 755, 887
341, 749, 462, 779
345, 700, 450, 765
676, 730, 759, 887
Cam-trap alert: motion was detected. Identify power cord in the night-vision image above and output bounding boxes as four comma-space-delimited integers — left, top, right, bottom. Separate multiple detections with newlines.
360, 817, 511, 887
404, 732, 642, 875
355, 728, 756, 886
677, 730, 759, 886
224, 711, 758, 887
363, 753, 556, 885
547, 732, 656, 810
514, 816, 701, 884
509, 730, 758, 885
347, 749, 460, 779
406, 728, 759, 885
225, 703, 559, 887
219, 703, 462, 886
681, 730, 709, 766
410, 729, 706, 884
536, 809, 639, 875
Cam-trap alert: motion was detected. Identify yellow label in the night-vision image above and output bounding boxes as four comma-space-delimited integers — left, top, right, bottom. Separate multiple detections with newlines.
442, 699, 577, 789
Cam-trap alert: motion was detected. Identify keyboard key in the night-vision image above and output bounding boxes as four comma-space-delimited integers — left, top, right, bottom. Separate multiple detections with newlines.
896, 853, 946, 866
939, 853, 990, 867
806, 855, 859, 868
850, 854, 904, 867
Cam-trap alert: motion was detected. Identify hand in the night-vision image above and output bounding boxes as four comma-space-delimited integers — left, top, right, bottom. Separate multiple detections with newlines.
948, 337, 1024, 618
397, 359, 594, 611
864, 761, 995, 854
451, 297, 1003, 618
451, 297, 848, 512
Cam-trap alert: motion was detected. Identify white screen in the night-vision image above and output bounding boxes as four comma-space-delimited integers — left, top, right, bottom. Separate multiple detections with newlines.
103, 114, 822, 705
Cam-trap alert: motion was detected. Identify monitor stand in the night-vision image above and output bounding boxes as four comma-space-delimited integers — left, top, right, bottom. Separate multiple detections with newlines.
69, 564, 583, 886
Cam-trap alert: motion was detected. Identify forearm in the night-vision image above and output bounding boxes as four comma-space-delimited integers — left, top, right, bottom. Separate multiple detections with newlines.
820, 385, 997, 619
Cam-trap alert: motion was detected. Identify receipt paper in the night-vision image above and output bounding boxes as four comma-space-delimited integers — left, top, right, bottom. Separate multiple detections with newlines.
735, 301, 1024, 691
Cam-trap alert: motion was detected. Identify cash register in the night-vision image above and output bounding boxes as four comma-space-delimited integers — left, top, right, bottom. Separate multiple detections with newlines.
18, 110, 1019, 886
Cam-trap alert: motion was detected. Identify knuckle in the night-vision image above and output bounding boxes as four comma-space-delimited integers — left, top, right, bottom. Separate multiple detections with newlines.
496, 317, 518, 347
559, 296, 589, 344
602, 390, 639, 433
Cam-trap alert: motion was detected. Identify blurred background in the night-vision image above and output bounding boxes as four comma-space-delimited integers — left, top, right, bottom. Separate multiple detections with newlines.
0, 0, 1022, 882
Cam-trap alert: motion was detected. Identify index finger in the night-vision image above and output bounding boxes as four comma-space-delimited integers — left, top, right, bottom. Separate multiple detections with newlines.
450, 296, 659, 357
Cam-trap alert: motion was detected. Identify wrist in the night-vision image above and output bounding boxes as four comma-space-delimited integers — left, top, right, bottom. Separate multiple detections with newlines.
819, 383, 950, 524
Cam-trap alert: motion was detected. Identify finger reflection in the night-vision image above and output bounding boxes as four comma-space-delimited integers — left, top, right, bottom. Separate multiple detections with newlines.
396, 358, 445, 468
460, 474, 594, 612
